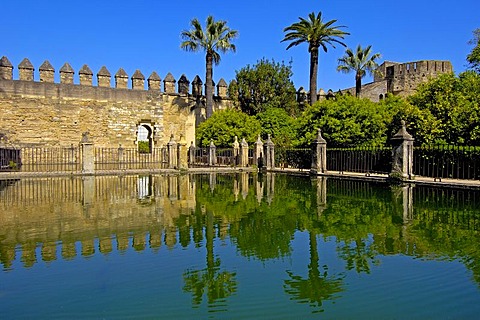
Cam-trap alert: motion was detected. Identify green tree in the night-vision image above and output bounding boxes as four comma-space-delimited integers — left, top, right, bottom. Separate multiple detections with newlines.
337, 44, 381, 97
196, 109, 261, 147
467, 28, 480, 73
295, 95, 389, 147
228, 58, 298, 116
408, 71, 480, 144
282, 12, 349, 104
256, 108, 297, 148
380, 94, 441, 145
181, 16, 238, 118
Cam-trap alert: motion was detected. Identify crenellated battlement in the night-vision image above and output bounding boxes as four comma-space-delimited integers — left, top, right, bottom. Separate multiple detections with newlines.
374, 59, 453, 83
0, 55, 235, 149
337, 59, 455, 102
0, 56, 229, 97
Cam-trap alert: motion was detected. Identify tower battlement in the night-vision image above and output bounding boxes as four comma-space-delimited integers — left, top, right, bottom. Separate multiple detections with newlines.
0, 56, 229, 97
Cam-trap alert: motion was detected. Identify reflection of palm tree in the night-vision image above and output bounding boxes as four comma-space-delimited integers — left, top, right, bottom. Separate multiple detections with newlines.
183, 211, 237, 308
284, 232, 343, 312
338, 239, 379, 274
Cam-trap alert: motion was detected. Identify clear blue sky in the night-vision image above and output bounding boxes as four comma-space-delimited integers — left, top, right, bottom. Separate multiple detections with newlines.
2, 0, 478, 92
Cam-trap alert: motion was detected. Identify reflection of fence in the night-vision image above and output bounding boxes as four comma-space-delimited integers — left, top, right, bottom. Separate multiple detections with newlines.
414, 145, 480, 180
95, 147, 167, 171
327, 147, 391, 175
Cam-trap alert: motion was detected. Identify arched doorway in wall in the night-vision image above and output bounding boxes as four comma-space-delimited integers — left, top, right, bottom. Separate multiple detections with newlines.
379, 94, 384, 100
137, 123, 153, 153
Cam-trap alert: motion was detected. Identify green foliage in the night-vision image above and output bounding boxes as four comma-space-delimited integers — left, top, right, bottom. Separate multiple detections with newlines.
138, 141, 150, 153
467, 28, 480, 73
380, 94, 441, 145
256, 108, 297, 148
8, 160, 17, 170
295, 95, 389, 147
196, 109, 261, 147
228, 58, 298, 116
408, 71, 480, 145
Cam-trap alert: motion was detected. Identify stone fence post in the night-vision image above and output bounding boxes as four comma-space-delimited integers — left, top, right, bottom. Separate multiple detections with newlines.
390, 120, 414, 180
80, 132, 94, 174
264, 134, 275, 170
232, 136, 240, 166
208, 141, 217, 166
240, 138, 249, 167
254, 135, 264, 169
188, 141, 196, 166
177, 134, 188, 169
311, 129, 327, 175
167, 134, 178, 169
118, 144, 125, 170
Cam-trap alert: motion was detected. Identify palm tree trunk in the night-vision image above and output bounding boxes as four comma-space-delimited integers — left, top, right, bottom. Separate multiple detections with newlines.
355, 73, 362, 97
309, 47, 319, 104
206, 52, 214, 118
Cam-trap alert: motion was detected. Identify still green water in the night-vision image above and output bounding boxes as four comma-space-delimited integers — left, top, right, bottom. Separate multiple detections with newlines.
1, 173, 480, 319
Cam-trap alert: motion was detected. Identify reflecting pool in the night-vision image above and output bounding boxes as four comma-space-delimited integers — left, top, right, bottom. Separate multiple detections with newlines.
1, 173, 480, 319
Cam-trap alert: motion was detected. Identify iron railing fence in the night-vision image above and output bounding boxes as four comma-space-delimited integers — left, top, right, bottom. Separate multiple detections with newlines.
95, 147, 167, 171
276, 148, 311, 170
248, 148, 255, 166
216, 148, 236, 166
413, 145, 480, 180
190, 147, 209, 166
1, 146, 81, 173
189, 147, 255, 167
327, 147, 392, 175
0, 147, 22, 171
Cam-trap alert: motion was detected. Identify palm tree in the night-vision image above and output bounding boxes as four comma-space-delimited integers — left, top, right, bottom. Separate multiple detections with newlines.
181, 16, 238, 118
337, 44, 381, 97
282, 12, 349, 104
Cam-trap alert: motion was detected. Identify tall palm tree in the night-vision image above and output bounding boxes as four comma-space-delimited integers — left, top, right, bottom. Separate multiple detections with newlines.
181, 16, 238, 118
337, 44, 381, 97
282, 12, 349, 104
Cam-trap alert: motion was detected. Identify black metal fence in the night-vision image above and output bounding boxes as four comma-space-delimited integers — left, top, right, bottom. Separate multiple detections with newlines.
216, 148, 236, 166
189, 147, 257, 167
190, 147, 209, 166
0, 147, 22, 171
276, 148, 311, 170
327, 147, 392, 175
414, 145, 480, 180
1, 146, 81, 173
95, 147, 167, 171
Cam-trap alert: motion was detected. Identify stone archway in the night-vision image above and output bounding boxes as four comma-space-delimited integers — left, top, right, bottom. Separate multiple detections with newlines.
137, 123, 153, 153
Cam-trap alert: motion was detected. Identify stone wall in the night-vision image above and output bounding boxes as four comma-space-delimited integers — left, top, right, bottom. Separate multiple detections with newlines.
337, 59, 453, 102
0, 56, 232, 147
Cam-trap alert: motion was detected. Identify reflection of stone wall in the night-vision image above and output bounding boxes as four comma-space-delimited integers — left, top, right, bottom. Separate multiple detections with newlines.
0, 174, 198, 269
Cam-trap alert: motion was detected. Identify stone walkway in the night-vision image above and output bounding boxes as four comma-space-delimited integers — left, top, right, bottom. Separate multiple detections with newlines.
272, 167, 480, 189
1, 166, 480, 189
